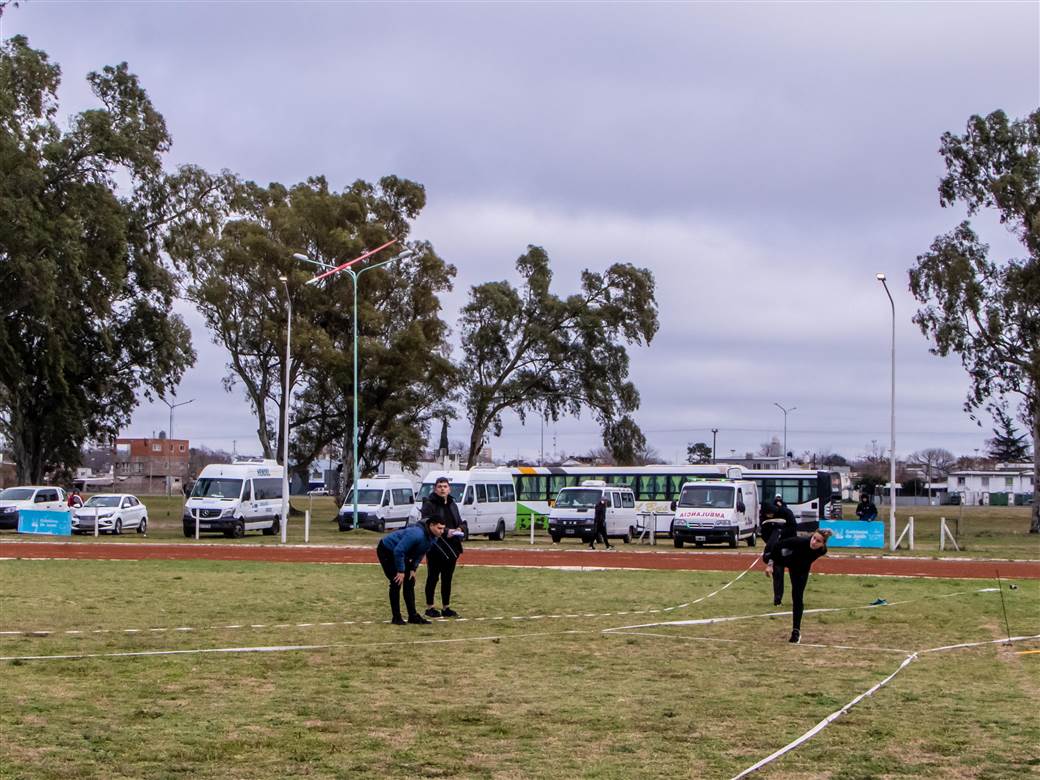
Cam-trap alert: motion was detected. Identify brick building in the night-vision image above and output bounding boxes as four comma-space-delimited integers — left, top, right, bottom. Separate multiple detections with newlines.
114, 436, 189, 494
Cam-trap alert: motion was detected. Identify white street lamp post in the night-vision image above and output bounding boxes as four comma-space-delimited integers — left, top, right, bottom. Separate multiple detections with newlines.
279, 275, 292, 544
877, 273, 896, 550
159, 397, 193, 495
773, 403, 796, 468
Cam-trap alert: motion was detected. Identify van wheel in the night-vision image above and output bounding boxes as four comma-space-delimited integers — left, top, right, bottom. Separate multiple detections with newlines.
262, 518, 280, 536
621, 531, 631, 544
183, 525, 193, 538
378, 519, 386, 533
490, 520, 505, 541
729, 532, 738, 548
461, 523, 469, 541
550, 534, 561, 544
747, 533, 756, 547
231, 520, 245, 539
137, 517, 147, 535
673, 538, 684, 549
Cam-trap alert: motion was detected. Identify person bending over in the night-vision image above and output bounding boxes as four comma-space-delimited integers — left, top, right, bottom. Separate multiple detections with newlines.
376, 517, 446, 625
423, 477, 465, 618
762, 528, 832, 644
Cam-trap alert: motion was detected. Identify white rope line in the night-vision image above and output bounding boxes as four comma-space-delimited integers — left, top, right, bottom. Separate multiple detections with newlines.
728, 633, 1040, 779
661, 556, 760, 612
0, 629, 593, 663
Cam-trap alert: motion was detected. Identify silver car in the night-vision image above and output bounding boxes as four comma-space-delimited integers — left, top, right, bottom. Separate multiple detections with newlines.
73, 494, 148, 535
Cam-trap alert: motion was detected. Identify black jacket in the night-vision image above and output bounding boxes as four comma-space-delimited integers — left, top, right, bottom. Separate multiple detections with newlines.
762, 535, 827, 572
421, 494, 464, 558
855, 499, 878, 520
761, 501, 797, 539
594, 499, 607, 526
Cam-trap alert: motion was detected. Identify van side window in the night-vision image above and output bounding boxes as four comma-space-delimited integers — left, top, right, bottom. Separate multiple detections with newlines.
612, 492, 622, 508
501, 483, 516, 502
254, 478, 282, 500
381, 491, 390, 507
392, 488, 411, 505
475, 484, 487, 503
486, 484, 500, 502
621, 492, 635, 508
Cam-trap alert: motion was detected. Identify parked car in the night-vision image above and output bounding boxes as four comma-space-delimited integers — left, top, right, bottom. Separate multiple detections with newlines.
72, 494, 148, 535
0, 486, 68, 530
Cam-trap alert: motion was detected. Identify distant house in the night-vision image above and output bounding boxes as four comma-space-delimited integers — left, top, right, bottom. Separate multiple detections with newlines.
114, 436, 189, 494
946, 463, 1035, 506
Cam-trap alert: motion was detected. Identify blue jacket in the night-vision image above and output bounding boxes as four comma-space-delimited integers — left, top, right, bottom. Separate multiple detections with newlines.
378, 523, 436, 573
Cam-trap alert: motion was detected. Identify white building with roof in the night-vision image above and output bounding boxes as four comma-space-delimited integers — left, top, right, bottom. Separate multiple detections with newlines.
946, 463, 1035, 506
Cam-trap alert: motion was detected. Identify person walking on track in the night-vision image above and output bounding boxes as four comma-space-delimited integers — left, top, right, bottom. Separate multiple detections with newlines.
376, 517, 446, 625
762, 528, 832, 644
423, 476, 466, 618
589, 496, 612, 550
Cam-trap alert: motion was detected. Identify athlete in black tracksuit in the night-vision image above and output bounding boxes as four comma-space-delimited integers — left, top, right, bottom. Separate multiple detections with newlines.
422, 478, 465, 618
761, 497, 798, 606
762, 529, 831, 643
589, 498, 612, 549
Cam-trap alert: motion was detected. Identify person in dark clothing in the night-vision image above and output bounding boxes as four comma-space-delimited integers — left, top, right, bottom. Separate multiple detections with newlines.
376, 518, 446, 625
855, 494, 878, 521
589, 497, 612, 549
761, 495, 798, 606
762, 528, 832, 643
423, 477, 466, 618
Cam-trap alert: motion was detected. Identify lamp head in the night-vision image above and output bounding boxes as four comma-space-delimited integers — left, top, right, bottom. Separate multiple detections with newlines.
876, 273, 886, 282
278, 275, 288, 283
292, 253, 310, 262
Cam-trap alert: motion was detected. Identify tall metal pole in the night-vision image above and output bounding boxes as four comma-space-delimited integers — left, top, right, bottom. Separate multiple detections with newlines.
878, 273, 896, 550
351, 268, 359, 531
773, 403, 796, 468
711, 428, 718, 464
160, 397, 194, 496
280, 278, 292, 544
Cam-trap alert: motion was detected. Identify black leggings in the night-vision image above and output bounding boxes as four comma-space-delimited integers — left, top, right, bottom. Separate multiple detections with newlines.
377, 543, 416, 620
788, 567, 810, 631
425, 553, 457, 607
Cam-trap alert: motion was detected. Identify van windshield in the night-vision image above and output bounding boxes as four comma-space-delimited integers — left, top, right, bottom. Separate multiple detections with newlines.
555, 489, 601, 508
346, 489, 384, 506
678, 486, 734, 509
191, 478, 243, 500
417, 483, 464, 502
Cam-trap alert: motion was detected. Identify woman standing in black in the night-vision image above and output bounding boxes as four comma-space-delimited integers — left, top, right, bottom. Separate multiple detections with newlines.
423, 477, 465, 618
762, 528, 832, 643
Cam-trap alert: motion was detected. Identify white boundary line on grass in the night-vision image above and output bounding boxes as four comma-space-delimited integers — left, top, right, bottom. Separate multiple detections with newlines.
727, 633, 1040, 780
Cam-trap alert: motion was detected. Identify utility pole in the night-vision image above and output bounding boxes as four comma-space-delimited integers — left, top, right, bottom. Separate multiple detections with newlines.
711, 428, 719, 463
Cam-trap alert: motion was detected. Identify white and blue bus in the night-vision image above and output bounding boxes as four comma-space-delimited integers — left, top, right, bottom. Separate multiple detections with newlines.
509, 465, 841, 534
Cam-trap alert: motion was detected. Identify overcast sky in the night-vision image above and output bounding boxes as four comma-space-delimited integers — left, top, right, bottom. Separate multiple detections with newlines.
6, 1, 1038, 463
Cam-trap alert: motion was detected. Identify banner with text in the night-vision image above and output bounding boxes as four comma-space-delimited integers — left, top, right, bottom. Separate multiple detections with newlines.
820, 520, 885, 548
17, 508, 73, 536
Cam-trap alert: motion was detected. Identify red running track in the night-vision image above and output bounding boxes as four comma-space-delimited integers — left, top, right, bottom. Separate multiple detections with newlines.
1, 540, 1038, 579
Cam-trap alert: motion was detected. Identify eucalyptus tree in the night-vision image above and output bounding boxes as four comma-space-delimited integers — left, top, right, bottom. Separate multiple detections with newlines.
0, 36, 224, 482
909, 108, 1039, 532
178, 175, 456, 483
458, 245, 658, 468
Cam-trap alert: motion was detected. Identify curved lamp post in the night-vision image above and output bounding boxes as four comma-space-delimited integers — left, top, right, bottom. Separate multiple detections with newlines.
877, 273, 896, 550
773, 402, 796, 468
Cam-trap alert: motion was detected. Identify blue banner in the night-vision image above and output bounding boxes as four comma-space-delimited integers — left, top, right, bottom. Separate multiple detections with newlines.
820, 520, 885, 548
17, 508, 73, 536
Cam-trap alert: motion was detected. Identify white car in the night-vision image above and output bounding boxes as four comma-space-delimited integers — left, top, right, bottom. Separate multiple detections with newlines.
72, 494, 148, 535
0, 486, 68, 530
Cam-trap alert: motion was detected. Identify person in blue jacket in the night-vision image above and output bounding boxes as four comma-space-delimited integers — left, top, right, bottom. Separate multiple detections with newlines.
376, 517, 447, 625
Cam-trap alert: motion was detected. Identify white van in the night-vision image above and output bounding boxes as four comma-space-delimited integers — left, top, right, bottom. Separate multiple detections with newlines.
670, 479, 760, 548
547, 480, 638, 544
338, 475, 415, 532
183, 460, 284, 538
411, 469, 516, 540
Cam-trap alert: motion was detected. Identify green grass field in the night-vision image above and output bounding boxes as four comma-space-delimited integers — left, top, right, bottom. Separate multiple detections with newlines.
6, 495, 1038, 561
1, 557, 1037, 779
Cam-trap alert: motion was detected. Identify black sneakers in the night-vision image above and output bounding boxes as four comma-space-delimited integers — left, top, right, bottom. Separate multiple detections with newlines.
424, 607, 442, 618
789, 629, 800, 644
391, 616, 407, 626
441, 607, 459, 618
773, 599, 782, 607
408, 614, 431, 625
